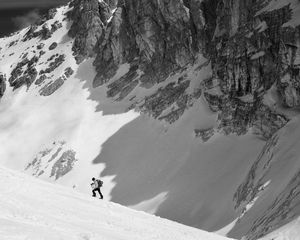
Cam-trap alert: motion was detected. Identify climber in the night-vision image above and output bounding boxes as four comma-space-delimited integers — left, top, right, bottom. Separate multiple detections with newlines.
91, 177, 104, 199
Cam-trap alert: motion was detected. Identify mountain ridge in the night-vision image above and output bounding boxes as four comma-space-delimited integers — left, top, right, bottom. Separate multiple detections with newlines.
0, 0, 300, 239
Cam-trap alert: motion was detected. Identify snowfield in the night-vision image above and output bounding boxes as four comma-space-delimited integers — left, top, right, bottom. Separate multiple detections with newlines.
0, 166, 233, 240
259, 217, 300, 240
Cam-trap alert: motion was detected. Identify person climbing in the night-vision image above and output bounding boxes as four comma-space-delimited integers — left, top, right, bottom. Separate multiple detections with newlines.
91, 177, 104, 199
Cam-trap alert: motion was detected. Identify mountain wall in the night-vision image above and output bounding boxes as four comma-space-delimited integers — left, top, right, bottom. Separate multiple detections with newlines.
1, 0, 297, 138
1, 0, 300, 239
65, 0, 299, 139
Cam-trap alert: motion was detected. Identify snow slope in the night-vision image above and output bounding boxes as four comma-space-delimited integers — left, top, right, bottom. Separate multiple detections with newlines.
0, 165, 233, 240
227, 116, 300, 239
259, 217, 300, 240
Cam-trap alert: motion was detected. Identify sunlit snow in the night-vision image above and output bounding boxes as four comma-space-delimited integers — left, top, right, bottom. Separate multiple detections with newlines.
0, 166, 234, 240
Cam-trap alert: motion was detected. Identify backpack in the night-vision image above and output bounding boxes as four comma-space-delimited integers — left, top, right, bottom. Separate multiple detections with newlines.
97, 179, 103, 187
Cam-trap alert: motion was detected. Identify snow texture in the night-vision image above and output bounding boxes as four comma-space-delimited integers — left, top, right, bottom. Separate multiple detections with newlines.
259, 217, 300, 240
0, 165, 233, 240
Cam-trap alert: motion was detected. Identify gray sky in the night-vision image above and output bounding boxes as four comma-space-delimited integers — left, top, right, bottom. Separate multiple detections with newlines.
0, 0, 68, 9
0, 0, 69, 36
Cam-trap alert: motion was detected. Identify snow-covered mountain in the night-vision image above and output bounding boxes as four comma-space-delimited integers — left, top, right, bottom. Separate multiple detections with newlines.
0, 0, 300, 239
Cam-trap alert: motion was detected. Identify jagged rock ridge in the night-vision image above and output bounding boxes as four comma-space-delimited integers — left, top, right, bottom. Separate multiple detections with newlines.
65, 0, 299, 139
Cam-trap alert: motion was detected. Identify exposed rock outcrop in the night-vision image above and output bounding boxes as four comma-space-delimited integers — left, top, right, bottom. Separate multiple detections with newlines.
25, 141, 78, 180
35, 74, 48, 85
39, 77, 65, 96
40, 54, 65, 75
194, 128, 215, 142
50, 150, 78, 180
201, 0, 297, 137
0, 73, 6, 97
64, 67, 74, 78
37, 43, 45, 50
39, 67, 73, 96
141, 80, 191, 121
9, 56, 39, 89
23, 23, 56, 42
68, 0, 113, 63
49, 42, 58, 50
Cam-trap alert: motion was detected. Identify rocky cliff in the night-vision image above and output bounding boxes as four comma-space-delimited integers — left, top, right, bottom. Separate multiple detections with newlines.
1, 0, 300, 239
0, 0, 296, 138
65, 0, 299, 139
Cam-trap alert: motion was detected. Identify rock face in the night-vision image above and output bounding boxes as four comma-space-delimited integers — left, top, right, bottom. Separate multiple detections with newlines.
50, 150, 78, 180
194, 128, 215, 142
93, 0, 195, 88
68, 0, 113, 63
22, 20, 61, 42
39, 77, 65, 96
66, 0, 300, 137
9, 56, 39, 89
35, 74, 48, 86
0, 74, 6, 98
40, 54, 66, 75
25, 142, 78, 180
49, 42, 58, 50
39, 67, 73, 97
141, 80, 194, 123
202, 0, 297, 137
